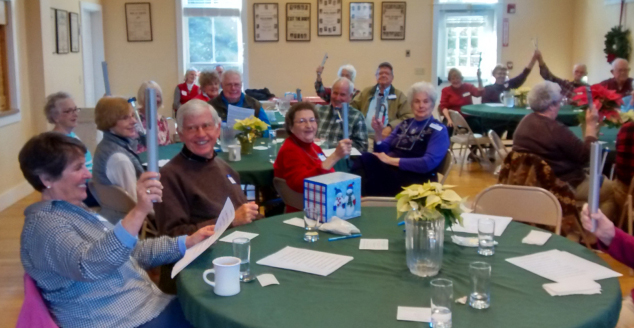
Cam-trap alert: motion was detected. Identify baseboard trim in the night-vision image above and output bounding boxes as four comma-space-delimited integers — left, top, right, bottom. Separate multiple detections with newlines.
0, 180, 34, 212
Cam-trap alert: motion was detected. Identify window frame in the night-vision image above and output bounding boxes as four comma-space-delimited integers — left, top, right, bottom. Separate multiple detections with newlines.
0, 0, 22, 127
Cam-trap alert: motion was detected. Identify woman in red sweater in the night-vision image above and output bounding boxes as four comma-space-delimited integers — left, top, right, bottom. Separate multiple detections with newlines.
439, 68, 483, 128
274, 102, 352, 212
172, 68, 200, 114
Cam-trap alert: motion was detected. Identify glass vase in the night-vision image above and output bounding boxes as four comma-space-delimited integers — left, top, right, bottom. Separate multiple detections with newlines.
405, 208, 445, 277
239, 138, 254, 155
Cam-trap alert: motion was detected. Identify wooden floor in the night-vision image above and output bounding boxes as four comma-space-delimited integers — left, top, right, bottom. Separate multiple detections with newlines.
0, 160, 632, 327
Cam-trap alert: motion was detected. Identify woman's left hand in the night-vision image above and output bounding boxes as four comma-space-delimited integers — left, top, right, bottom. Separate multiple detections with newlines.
185, 225, 216, 249
373, 152, 399, 166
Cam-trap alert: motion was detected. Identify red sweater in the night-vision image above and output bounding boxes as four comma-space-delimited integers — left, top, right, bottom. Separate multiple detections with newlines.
177, 83, 200, 104
193, 93, 211, 102
274, 134, 334, 212
439, 83, 482, 114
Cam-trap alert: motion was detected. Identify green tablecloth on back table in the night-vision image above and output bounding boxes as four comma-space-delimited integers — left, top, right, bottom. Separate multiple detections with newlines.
177, 207, 621, 328
570, 125, 619, 151
270, 111, 285, 130
461, 104, 580, 126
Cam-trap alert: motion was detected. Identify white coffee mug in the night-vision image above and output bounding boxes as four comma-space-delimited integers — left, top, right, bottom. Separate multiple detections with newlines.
228, 145, 241, 162
202, 256, 241, 296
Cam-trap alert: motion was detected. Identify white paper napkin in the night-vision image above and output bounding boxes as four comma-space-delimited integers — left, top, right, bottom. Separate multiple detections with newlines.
256, 274, 280, 287
451, 235, 498, 247
219, 231, 259, 243
522, 230, 552, 246
283, 217, 306, 228
319, 216, 360, 235
253, 146, 268, 150
396, 306, 430, 322
359, 239, 389, 250
542, 277, 601, 296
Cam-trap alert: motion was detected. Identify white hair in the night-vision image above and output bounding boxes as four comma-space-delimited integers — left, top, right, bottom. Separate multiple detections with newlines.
176, 99, 221, 132
184, 68, 198, 79
332, 77, 355, 94
221, 69, 242, 84
407, 82, 438, 107
612, 58, 629, 70
528, 81, 562, 113
337, 64, 357, 83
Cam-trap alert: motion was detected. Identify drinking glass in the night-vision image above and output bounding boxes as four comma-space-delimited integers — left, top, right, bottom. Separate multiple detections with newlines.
232, 237, 251, 281
220, 122, 237, 153
303, 207, 321, 242
430, 278, 453, 328
469, 261, 491, 309
268, 130, 277, 163
477, 218, 495, 256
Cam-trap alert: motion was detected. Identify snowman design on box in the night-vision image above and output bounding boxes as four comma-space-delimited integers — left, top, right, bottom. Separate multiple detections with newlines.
344, 183, 356, 217
333, 188, 346, 218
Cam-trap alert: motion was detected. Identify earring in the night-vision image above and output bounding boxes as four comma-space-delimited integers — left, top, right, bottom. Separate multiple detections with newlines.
45, 185, 51, 189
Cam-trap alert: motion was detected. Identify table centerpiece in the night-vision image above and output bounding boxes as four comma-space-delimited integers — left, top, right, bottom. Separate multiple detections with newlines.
234, 116, 269, 155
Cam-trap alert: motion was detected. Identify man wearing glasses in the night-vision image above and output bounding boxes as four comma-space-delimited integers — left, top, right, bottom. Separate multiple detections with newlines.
600, 58, 633, 98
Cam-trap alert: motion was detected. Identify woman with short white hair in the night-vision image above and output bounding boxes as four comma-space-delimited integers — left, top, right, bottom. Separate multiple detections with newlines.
353, 81, 450, 196
315, 64, 360, 102
172, 68, 200, 112
513, 81, 617, 221
135, 81, 172, 153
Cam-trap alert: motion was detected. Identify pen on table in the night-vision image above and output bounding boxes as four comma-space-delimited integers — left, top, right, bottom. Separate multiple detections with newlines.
328, 234, 362, 242
397, 221, 405, 226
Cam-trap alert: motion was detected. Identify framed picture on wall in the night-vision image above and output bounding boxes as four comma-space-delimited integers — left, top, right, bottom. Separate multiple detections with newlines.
55, 9, 69, 54
286, 3, 310, 42
50, 8, 57, 54
318, 0, 342, 37
381, 2, 405, 40
69, 12, 80, 52
349, 2, 373, 41
125, 2, 153, 42
254, 3, 279, 42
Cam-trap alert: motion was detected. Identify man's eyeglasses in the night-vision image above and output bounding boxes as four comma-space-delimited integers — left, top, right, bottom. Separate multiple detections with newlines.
183, 122, 217, 133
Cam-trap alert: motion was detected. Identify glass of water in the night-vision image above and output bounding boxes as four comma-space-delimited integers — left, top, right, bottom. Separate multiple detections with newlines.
303, 207, 321, 242
430, 278, 453, 328
232, 237, 251, 282
469, 261, 491, 309
268, 130, 277, 163
478, 218, 495, 256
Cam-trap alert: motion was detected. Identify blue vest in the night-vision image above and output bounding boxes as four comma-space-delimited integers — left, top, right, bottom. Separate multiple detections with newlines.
93, 132, 144, 186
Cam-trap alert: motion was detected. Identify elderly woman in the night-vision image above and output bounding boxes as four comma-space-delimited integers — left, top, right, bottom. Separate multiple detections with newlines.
136, 81, 172, 153
274, 102, 352, 212
193, 70, 220, 102
18, 132, 215, 328
172, 68, 200, 112
439, 68, 483, 128
353, 82, 450, 197
93, 97, 143, 211
513, 81, 617, 221
482, 52, 537, 103
315, 64, 360, 103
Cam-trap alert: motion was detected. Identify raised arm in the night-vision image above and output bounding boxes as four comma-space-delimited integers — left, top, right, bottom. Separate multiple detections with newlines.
173, 86, 181, 112
508, 52, 538, 89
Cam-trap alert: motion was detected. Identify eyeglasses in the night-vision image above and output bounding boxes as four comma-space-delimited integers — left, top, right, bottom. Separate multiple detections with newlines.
183, 122, 217, 133
294, 117, 316, 125
62, 107, 80, 114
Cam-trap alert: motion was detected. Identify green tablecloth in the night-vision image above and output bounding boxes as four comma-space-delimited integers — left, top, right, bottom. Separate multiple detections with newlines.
570, 125, 619, 151
177, 208, 621, 328
461, 104, 580, 126
270, 112, 285, 130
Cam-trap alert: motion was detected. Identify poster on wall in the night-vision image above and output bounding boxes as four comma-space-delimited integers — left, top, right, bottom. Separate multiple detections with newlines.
55, 9, 69, 54
286, 3, 311, 42
50, 9, 57, 54
318, 0, 342, 36
350, 2, 373, 41
254, 3, 279, 42
381, 2, 405, 40
125, 2, 153, 42
69, 12, 80, 52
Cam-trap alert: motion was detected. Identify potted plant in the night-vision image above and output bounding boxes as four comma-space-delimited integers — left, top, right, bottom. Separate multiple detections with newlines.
233, 116, 269, 155
513, 87, 531, 107
396, 182, 467, 277
572, 84, 623, 136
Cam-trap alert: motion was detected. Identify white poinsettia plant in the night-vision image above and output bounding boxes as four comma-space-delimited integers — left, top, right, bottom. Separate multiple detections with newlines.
396, 182, 469, 227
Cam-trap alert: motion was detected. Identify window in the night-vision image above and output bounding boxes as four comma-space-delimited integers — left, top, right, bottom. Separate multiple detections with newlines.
182, 0, 243, 73
438, 0, 498, 3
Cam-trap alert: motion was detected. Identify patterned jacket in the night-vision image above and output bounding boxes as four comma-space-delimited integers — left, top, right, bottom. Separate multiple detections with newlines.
316, 104, 368, 152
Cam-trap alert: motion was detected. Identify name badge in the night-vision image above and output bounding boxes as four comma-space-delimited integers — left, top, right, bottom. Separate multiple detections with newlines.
227, 174, 237, 184
318, 153, 327, 162
429, 123, 443, 131
387, 94, 397, 100
462, 92, 471, 97
181, 90, 188, 96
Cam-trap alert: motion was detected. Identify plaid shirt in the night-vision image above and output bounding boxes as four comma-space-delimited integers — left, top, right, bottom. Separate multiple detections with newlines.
539, 64, 587, 99
616, 122, 634, 185
316, 104, 368, 152
600, 77, 634, 98
21, 200, 186, 328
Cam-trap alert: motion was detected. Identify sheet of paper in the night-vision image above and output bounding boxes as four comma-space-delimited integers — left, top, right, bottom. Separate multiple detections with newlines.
449, 213, 512, 236
276, 138, 285, 143
219, 231, 259, 243
321, 147, 362, 157
543, 277, 601, 296
283, 217, 306, 228
253, 146, 268, 150
522, 230, 552, 246
359, 239, 389, 250
171, 197, 235, 278
256, 274, 280, 287
505, 249, 622, 282
396, 306, 431, 322
256, 246, 353, 276
226, 105, 255, 128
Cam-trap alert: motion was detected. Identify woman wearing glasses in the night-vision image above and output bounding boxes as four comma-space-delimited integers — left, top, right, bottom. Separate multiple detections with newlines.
274, 102, 352, 212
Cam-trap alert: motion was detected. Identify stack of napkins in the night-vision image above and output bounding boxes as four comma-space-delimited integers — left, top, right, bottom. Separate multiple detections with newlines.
522, 230, 552, 246
543, 277, 601, 296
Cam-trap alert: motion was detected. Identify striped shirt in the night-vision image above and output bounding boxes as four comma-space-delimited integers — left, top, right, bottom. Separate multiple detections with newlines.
20, 200, 187, 328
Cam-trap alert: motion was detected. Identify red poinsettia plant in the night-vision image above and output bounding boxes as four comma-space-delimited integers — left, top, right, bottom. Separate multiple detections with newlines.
572, 84, 624, 128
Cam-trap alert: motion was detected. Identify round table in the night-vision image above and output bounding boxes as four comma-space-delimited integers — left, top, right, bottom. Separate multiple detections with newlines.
569, 125, 619, 151
270, 111, 285, 130
461, 104, 581, 126
176, 207, 621, 328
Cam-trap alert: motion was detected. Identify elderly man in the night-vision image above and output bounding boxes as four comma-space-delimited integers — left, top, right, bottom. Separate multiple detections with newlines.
513, 81, 616, 221
536, 50, 587, 98
316, 77, 368, 152
209, 69, 271, 128
315, 64, 360, 103
351, 62, 411, 138
600, 58, 633, 98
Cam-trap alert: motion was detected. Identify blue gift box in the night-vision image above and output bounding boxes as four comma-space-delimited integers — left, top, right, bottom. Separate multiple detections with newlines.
304, 172, 362, 223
